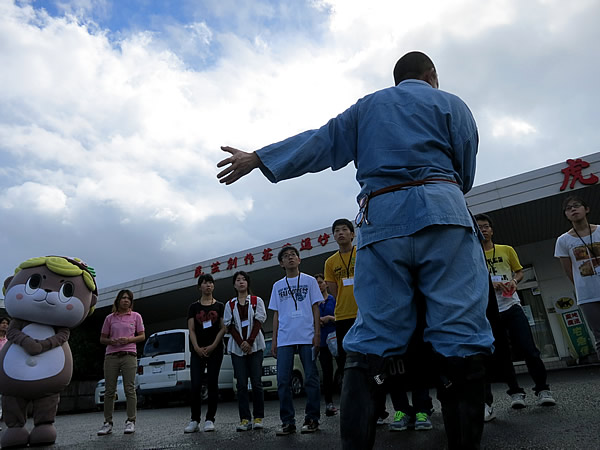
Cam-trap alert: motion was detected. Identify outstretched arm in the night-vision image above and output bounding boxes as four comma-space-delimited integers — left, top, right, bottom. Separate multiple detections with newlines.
217, 146, 263, 185
218, 107, 356, 185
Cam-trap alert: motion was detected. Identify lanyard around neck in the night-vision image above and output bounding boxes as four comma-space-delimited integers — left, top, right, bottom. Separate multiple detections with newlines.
339, 246, 355, 278
285, 274, 301, 310
486, 244, 496, 275
573, 224, 599, 260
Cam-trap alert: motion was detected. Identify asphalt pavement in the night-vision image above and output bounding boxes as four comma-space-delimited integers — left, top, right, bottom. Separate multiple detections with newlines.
2, 364, 599, 449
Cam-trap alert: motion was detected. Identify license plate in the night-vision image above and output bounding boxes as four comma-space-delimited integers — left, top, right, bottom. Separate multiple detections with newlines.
152, 367, 163, 374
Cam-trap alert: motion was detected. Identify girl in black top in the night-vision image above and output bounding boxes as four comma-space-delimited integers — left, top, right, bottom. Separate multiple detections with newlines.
184, 274, 226, 434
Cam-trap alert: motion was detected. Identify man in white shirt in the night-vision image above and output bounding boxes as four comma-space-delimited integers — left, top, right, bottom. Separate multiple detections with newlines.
269, 246, 321, 436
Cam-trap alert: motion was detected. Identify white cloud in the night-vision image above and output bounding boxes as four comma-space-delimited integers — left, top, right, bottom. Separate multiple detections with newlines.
0, 0, 599, 286
0, 182, 67, 214
491, 116, 537, 138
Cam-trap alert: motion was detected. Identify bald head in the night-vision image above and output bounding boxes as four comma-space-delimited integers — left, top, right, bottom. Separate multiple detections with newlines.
393, 51, 438, 88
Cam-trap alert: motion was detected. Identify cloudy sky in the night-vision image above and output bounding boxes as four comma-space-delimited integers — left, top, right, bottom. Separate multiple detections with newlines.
1, 0, 598, 289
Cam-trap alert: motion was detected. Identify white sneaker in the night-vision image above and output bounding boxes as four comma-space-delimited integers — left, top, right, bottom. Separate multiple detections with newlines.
124, 420, 135, 434
97, 422, 113, 436
510, 392, 526, 409
204, 420, 215, 432
184, 420, 199, 433
484, 404, 496, 422
536, 390, 556, 406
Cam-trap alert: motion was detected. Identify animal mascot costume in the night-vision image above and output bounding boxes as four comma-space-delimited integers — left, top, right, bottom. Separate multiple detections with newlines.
0, 256, 97, 448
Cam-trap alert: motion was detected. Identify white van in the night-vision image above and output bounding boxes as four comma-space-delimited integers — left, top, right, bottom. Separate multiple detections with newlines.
137, 329, 233, 404
233, 338, 341, 397
94, 375, 139, 409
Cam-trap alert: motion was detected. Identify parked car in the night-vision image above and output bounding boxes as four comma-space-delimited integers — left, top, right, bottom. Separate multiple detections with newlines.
233, 338, 339, 397
94, 375, 139, 409
137, 328, 234, 405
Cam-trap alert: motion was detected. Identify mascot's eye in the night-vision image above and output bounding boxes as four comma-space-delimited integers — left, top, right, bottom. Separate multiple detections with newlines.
58, 282, 75, 303
25, 274, 42, 294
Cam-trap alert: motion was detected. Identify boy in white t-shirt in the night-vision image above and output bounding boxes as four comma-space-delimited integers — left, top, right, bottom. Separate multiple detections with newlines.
555, 195, 600, 358
269, 246, 321, 436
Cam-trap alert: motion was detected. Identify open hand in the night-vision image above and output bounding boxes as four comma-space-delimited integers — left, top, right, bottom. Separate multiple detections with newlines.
217, 146, 261, 185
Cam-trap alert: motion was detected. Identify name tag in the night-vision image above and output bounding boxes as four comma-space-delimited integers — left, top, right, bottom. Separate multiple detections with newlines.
491, 275, 503, 283
342, 277, 354, 286
291, 310, 303, 318
241, 319, 250, 328
203, 320, 212, 329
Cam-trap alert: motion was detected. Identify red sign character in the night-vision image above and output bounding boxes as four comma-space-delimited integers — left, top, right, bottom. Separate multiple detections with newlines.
300, 237, 313, 251
318, 233, 330, 246
227, 257, 238, 271
262, 248, 273, 261
244, 253, 255, 265
560, 158, 599, 191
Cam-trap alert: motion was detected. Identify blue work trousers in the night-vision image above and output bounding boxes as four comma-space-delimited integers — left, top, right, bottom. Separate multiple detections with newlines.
344, 224, 494, 358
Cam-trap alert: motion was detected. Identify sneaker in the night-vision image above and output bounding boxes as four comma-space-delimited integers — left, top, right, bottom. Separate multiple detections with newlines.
536, 390, 556, 406
97, 422, 113, 436
184, 421, 199, 433
301, 419, 319, 433
389, 411, 412, 432
376, 410, 389, 426
484, 404, 496, 422
276, 423, 296, 436
204, 420, 215, 432
414, 412, 433, 431
325, 403, 338, 416
253, 418, 264, 429
124, 420, 135, 434
510, 392, 526, 409
237, 419, 252, 432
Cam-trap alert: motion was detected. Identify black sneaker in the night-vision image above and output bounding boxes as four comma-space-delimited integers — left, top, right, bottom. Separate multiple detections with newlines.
301, 419, 319, 433
276, 423, 296, 436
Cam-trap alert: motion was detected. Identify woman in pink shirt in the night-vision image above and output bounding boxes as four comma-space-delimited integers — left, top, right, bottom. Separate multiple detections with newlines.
0, 316, 9, 426
0, 317, 9, 351
97, 290, 145, 436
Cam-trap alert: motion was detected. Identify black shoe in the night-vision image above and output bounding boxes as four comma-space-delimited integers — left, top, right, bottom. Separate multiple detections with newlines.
276, 423, 296, 436
325, 403, 338, 416
301, 419, 319, 433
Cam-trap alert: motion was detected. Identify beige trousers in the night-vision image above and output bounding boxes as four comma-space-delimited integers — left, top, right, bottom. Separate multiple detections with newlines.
103, 353, 137, 423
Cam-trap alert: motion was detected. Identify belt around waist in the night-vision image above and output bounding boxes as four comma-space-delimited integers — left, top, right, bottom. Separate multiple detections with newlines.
107, 351, 137, 357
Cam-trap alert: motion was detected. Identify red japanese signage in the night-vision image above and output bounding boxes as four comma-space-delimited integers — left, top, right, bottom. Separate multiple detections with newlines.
560, 158, 598, 191
193, 232, 333, 278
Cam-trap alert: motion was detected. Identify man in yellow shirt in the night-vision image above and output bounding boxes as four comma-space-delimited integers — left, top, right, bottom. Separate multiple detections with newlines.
324, 218, 358, 372
475, 214, 555, 413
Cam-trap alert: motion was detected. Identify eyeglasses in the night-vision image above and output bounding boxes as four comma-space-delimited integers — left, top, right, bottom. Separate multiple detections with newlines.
355, 194, 370, 228
478, 224, 491, 230
564, 203, 583, 211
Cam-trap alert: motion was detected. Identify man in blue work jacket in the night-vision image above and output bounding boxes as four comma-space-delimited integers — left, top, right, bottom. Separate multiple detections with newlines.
218, 51, 494, 450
